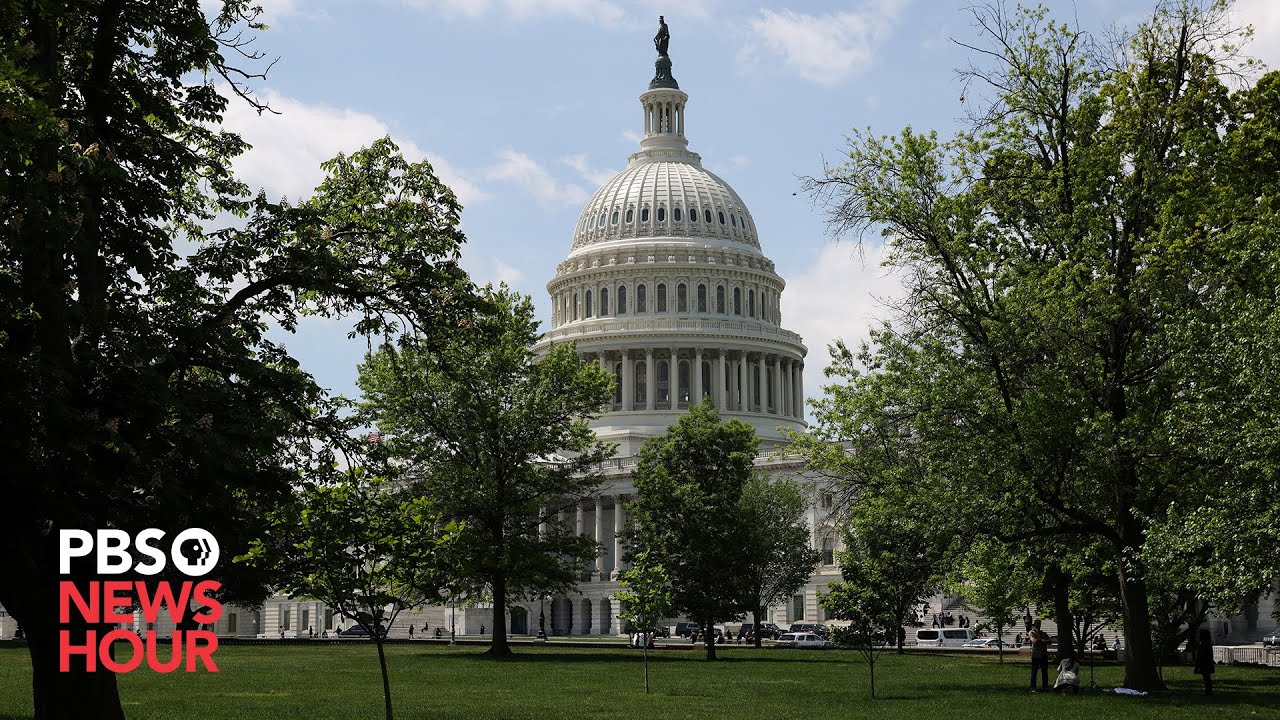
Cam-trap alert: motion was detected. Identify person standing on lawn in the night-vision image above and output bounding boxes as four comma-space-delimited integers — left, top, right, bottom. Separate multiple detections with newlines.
1028, 619, 1050, 691
1193, 627, 1215, 696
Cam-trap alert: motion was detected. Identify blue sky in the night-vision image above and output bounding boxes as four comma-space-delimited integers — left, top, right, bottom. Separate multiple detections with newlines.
215, 0, 1279, 410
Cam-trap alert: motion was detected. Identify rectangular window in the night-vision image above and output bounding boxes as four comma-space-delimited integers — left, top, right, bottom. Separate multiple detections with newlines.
821, 491, 834, 510
282, 608, 291, 631
821, 537, 835, 566
301, 609, 310, 632
228, 613, 238, 633
325, 609, 334, 630
792, 594, 805, 621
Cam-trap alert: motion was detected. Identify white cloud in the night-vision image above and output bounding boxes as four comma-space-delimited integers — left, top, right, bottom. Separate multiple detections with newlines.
1232, 0, 1280, 71
485, 149, 590, 206
401, 0, 625, 25
783, 242, 907, 408
741, 1, 904, 85
620, 129, 643, 145
219, 88, 484, 206
561, 153, 618, 185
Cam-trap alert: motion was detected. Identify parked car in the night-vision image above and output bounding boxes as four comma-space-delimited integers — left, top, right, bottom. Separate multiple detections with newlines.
776, 632, 828, 648
674, 622, 699, 638
1264, 627, 1280, 648
739, 622, 784, 640
915, 627, 978, 647
962, 638, 1008, 649
336, 623, 381, 638
788, 623, 830, 639
648, 626, 670, 638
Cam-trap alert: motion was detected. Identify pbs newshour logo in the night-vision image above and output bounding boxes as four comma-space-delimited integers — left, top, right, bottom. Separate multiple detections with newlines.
59, 528, 224, 674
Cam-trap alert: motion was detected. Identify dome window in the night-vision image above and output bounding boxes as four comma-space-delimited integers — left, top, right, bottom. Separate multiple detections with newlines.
601, 288, 610, 316
617, 286, 627, 314
573, 292, 579, 321
749, 289, 755, 317
626, 208, 634, 223
704, 209, 712, 223
598, 213, 606, 227
611, 210, 619, 225
733, 287, 742, 315
718, 211, 726, 225
641, 208, 650, 222
657, 283, 667, 312
673, 207, 682, 222
637, 284, 647, 312
730, 215, 737, 227
677, 284, 688, 312
716, 286, 725, 314
657, 207, 666, 222
585, 290, 593, 317
697, 284, 707, 313
690, 208, 699, 222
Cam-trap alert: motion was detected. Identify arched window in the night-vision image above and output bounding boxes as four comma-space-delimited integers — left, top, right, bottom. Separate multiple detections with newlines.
657, 360, 670, 403
697, 284, 707, 313
718, 211, 726, 225
691, 208, 699, 223
641, 207, 650, 222
585, 290, 593, 318
637, 284, 647, 313
677, 284, 688, 312
626, 208, 634, 223
657, 283, 667, 312
601, 288, 610, 316
636, 361, 647, 403
716, 286, 725, 314
617, 286, 627, 314
704, 209, 712, 223
748, 289, 755, 318
657, 207, 666, 222
733, 287, 742, 315
678, 360, 691, 403
673, 207, 682, 222
611, 210, 619, 224
599, 213, 606, 227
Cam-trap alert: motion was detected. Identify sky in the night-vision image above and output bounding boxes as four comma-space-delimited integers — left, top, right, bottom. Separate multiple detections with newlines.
213, 0, 1280, 412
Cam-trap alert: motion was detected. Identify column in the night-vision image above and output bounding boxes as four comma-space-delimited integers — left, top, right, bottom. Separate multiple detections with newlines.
608, 597, 623, 635
716, 350, 727, 411
539, 505, 547, 539
773, 356, 783, 415
576, 503, 584, 537
613, 495, 625, 576
757, 354, 766, 413
788, 361, 798, 417
621, 350, 633, 410
693, 347, 703, 404
595, 497, 605, 577
738, 352, 748, 412
669, 346, 678, 409
784, 360, 794, 418
598, 352, 608, 374
645, 349, 656, 411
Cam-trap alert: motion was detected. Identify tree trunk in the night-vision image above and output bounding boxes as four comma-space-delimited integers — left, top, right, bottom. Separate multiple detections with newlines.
373, 635, 394, 720
703, 619, 716, 661
642, 642, 650, 693
486, 573, 512, 657
868, 657, 876, 700
0, 529, 127, 720
1118, 564, 1164, 691
997, 622, 1004, 664
1049, 564, 1075, 659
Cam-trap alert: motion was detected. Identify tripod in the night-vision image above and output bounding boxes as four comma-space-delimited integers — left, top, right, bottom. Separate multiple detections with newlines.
1082, 629, 1101, 691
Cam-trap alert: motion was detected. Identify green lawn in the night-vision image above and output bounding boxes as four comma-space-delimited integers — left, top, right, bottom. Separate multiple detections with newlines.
1, 642, 1277, 719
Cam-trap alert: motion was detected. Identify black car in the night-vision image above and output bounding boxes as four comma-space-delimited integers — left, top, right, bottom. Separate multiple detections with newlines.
674, 622, 699, 638
1264, 627, 1280, 648
740, 622, 784, 640
648, 626, 671, 638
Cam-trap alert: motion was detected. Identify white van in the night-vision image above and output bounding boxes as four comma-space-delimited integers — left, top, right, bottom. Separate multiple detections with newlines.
915, 627, 978, 647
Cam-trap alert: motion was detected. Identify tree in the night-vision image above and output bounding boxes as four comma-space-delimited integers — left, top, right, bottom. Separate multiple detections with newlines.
616, 550, 674, 694
627, 401, 757, 661
821, 563, 895, 700
952, 539, 1034, 664
0, 2, 477, 716
356, 286, 616, 657
241, 466, 456, 720
738, 476, 819, 648
803, 0, 1280, 691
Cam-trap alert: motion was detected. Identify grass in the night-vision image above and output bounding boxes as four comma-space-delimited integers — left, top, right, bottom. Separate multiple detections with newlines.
1, 641, 1277, 719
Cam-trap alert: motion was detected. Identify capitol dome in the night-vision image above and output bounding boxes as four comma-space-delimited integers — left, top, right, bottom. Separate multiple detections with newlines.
536, 45, 806, 451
